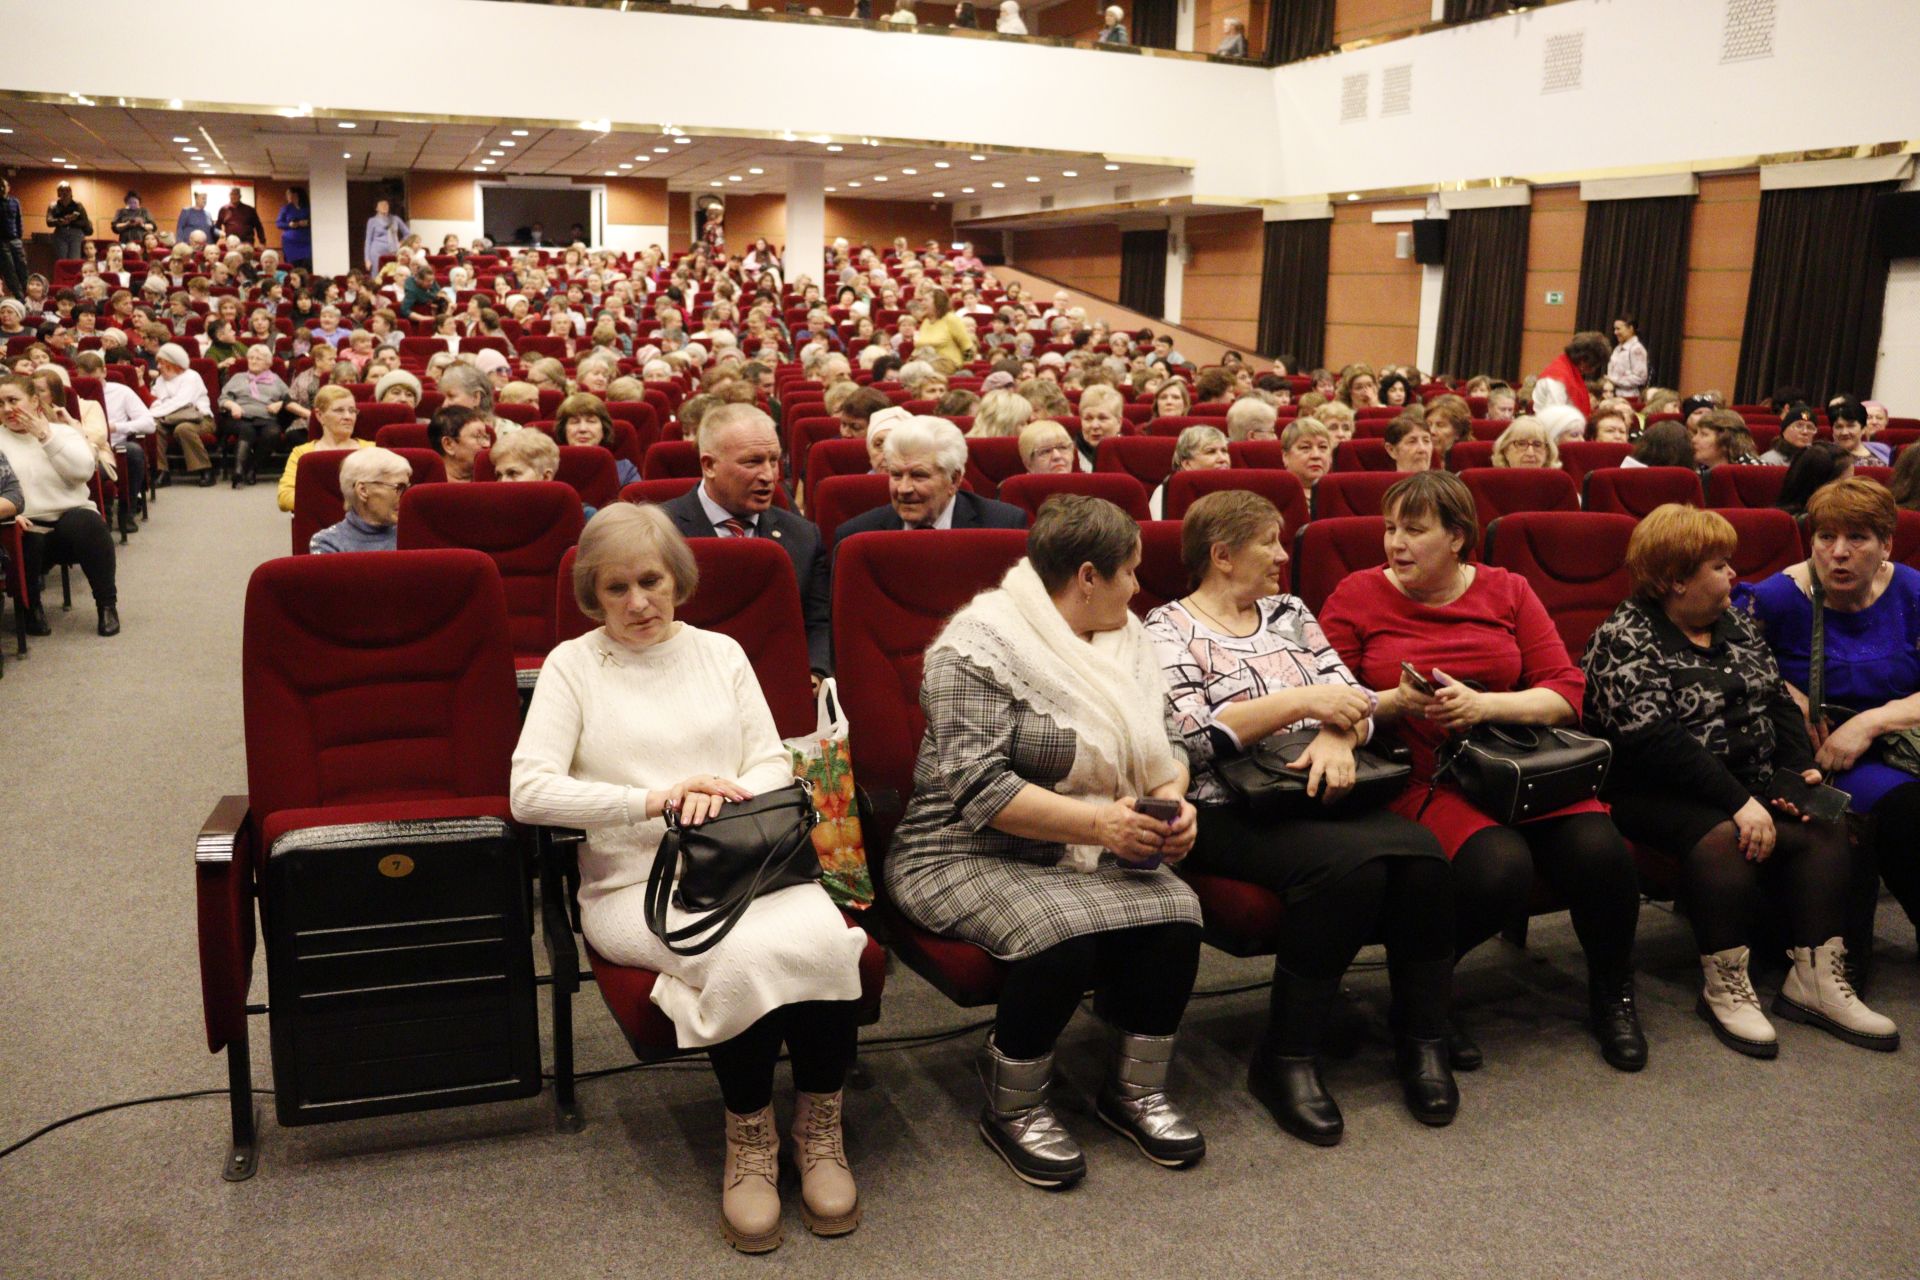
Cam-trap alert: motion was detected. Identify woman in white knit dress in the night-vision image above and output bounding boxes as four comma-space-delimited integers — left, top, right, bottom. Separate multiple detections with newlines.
510, 504, 867, 1254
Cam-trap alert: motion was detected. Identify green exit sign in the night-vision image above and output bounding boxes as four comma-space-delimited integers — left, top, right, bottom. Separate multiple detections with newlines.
1544, 290, 1565, 305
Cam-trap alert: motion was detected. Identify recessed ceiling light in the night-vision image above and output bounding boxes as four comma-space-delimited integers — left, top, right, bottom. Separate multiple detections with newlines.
342, 152, 351, 160
479, 158, 494, 165
727, 175, 741, 182
1346, 192, 1360, 201
1104, 163, 1120, 171
64, 164, 78, 171
990, 181, 1005, 189
181, 146, 197, 153
826, 144, 843, 152
605, 170, 618, 176
473, 166, 487, 172
848, 181, 861, 188
675, 137, 691, 145
970, 154, 986, 161
337, 121, 356, 129
1062, 170, 1078, 178
709, 180, 722, 187
960, 187, 974, 194
511, 129, 529, 137
825, 186, 837, 193
932, 191, 945, 198
1025, 176, 1041, 183
902, 168, 917, 176
635, 155, 649, 162
171, 136, 188, 143
873, 176, 888, 183
489, 150, 504, 157
654, 146, 670, 154
499, 140, 515, 148
933, 161, 949, 169
50, 156, 66, 163
618, 163, 632, 169
748, 167, 764, 175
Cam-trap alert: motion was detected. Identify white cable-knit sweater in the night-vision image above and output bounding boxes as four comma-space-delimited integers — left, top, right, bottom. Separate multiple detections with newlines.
510, 623, 865, 1047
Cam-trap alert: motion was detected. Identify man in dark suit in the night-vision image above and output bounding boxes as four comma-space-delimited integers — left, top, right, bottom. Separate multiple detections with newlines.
830, 415, 1027, 566
660, 403, 833, 675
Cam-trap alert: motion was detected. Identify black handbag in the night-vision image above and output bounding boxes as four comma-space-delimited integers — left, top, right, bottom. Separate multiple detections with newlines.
1217, 727, 1411, 817
1428, 723, 1612, 825
643, 781, 822, 957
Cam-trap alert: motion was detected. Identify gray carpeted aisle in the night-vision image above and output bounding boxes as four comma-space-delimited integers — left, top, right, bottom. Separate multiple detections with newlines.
2, 485, 1917, 1280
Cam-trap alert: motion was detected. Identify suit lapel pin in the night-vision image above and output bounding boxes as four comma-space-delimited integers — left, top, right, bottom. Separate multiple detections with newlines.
770, 528, 782, 538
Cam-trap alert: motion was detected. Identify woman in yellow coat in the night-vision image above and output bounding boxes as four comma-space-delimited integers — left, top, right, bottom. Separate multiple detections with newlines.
913, 287, 977, 366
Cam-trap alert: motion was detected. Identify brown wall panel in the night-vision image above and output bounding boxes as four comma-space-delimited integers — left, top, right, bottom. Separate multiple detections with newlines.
1679, 172, 1759, 394
1324, 201, 1421, 369
10, 167, 290, 250
667, 191, 693, 245
602, 177, 669, 226
1334, 0, 1429, 44
1182, 210, 1263, 349
825, 199, 952, 247
1032, 0, 1108, 41
1519, 185, 1586, 381
1009, 223, 1123, 299
720, 193, 785, 248
408, 172, 475, 221
1326, 322, 1418, 369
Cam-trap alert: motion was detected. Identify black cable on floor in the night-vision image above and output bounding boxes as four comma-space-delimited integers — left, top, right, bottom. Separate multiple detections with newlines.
0, 1087, 270, 1162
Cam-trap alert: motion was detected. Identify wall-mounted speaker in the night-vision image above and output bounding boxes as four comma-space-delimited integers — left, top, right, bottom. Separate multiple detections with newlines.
1413, 218, 1447, 265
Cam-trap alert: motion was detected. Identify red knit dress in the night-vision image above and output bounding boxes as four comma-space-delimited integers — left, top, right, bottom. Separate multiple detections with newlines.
1318, 564, 1608, 857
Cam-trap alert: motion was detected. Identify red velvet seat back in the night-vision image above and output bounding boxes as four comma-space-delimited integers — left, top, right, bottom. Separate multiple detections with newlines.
813, 474, 894, 544
620, 478, 697, 505
604, 403, 659, 462
1164, 468, 1308, 532
351, 401, 417, 442
1312, 471, 1398, 520
290, 447, 444, 555
1095, 436, 1177, 489
396, 481, 584, 665
789, 416, 840, 476
1582, 467, 1702, 517
962, 437, 1025, 499
1292, 517, 1385, 614
554, 445, 620, 509
1446, 440, 1497, 470
242, 549, 518, 839
1333, 439, 1394, 472
375, 423, 432, 451
1482, 512, 1637, 656
1713, 507, 1803, 584
1459, 467, 1580, 526
641, 439, 700, 480
998, 472, 1149, 521
1143, 415, 1218, 438
1706, 465, 1787, 508
1228, 440, 1287, 470
1556, 441, 1633, 486
806, 437, 873, 495
1132, 520, 1187, 617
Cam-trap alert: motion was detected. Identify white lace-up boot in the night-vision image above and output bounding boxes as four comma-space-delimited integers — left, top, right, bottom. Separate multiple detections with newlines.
1774, 937, 1901, 1052
1697, 946, 1777, 1058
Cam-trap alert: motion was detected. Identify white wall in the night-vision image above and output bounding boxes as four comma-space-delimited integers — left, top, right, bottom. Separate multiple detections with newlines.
603, 224, 671, 255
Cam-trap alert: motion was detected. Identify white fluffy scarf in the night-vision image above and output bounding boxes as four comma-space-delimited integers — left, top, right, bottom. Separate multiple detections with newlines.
933, 559, 1181, 871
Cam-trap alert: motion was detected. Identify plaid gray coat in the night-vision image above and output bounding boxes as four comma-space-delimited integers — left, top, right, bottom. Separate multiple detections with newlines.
885, 648, 1202, 960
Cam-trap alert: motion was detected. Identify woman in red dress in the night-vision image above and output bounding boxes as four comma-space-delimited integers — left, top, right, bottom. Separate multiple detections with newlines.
1319, 471, 1646, 1074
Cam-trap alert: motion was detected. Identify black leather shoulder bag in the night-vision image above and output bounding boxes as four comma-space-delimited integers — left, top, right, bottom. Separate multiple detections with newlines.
644, 781, 822, 957
1427, 723, 1612, 825
1217, 726, 1411, 818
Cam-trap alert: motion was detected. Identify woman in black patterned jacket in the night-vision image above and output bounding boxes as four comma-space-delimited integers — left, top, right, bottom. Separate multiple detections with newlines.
1581, 505, 1897, 1059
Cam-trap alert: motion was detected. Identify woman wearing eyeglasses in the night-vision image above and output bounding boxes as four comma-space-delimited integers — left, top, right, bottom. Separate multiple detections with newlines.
308, 445, 408, 554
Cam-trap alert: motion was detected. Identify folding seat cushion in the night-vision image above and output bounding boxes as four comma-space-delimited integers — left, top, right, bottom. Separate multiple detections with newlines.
1446, 440, 1497, 469
1556, 441, 1633, 486
641, 439, 701, 480
812, 474, 893, 545
1228, 440, 1286, 470
1164, 468, 1308, 531
1581, 466, 1702, 517
396, 481, 585, 679
1312, 471, 1399, 520
832, 528, 1029, 1005
999, 472, 1151, 522
1094, 435, 1178, 490
1333, 439, 1393, 472
806, 437, 873, 497
1131, 520, 1187, 617
1712, 507, 1803, 584
290, 447, 444, 555
1459, 467, 1580, 526
1292, 516, 1385, 614
374, 423, 432, 451
962, 436, 1025, 499
1481, 512, 1637, 657
1706, 465, 1787, 508
350, 401, 416, 442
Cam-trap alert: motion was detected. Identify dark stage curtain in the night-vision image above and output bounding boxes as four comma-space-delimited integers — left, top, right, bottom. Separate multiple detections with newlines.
1576, 195, 1692, 390
1735, 182, 1897, 404
1433, 205, 1530, 382
1119, 229, 1168, 318
1265, 0, 1333, 65
1445, 0, 1511, 21
1134, 0, 1178, 49
1255, 217, 1330, 369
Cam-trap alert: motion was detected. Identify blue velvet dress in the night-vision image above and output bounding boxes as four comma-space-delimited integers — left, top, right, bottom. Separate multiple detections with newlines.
1748, 563, 1920, 811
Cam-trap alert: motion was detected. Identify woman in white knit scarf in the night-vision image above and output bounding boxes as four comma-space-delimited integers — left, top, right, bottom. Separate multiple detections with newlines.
885, 495, 1207, 1191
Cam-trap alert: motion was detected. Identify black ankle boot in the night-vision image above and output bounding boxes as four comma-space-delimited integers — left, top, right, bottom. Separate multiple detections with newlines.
1250, 970, 1344, 1146
96, 605, 120, 637
1589, 972, 1647, 1072
26, 602, 51, 636
1445, 1018, 1484, 1071
197, 469, 217, 487
1394, 1038, 1459, 1126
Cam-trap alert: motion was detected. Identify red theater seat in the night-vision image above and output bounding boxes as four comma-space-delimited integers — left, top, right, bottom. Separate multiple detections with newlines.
1459, 467, 1580, 526
1095, 435, 1178, 490
554, 445, 620, 509
1557, 441, 1633, 486
1706, 465, 1787, 508
833, 529, 1029, 1005
1228, 440, 1287, 470
1164, 469, 1309, 531
641, 439, 701, 480
963, 437, 1026, 499
1132, 520, 1187, 617
1312, 471, 1399, 520
289, 447, 444, 555
1582, 467, 1703, 517
1447, 440, 1497, 470
397, 481, 585, 685
350, 401, 417, 442
1333, 439, 1394, 473
806, 437, 874, 496
375, 423, 431, 451
604, 402, 661, 460
813, 474, 894, 545
998, 472, 1151, 521
1482, 512, 1637, 657
1713, 507, 1803, 584
1293, 517, 1385, 615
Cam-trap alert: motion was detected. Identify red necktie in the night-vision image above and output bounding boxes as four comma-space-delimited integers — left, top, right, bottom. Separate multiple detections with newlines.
719, 518, 749, 538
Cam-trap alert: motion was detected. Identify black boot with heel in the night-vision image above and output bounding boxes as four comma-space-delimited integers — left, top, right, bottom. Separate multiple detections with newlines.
1247, 969, 1344, 1146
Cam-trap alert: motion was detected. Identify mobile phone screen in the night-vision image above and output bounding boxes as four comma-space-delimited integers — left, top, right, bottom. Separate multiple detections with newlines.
1134, 797, 1181, 823
1400, 662, 1435, 695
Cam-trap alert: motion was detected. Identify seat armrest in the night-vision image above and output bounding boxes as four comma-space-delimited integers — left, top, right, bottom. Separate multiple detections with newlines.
195, 793, 254, 865
194, 795, 256, 1054
532, 826, 587, 962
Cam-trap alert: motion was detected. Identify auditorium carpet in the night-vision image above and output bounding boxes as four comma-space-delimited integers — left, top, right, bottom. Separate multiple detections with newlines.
3, 486, 1917, 1280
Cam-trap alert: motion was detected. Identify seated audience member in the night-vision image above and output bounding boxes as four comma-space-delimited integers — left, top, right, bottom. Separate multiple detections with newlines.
1775, 443, 1853, 518
1536, 404, 1588, 448
490, 427, 561, 485
431, 404, 494, 484
1146, 492, 1454, 1140
497, 380, 539, 408
1320, 472, 1644, 1072
1337, 366, 1378, 410
510, 504, 867, 1253
375, 369, 422, 411
1097, 3, 1129, 42
1424, 395, 1470, 463
970, 389, 1033, 439
310, 446, 409, 554
1533, 332, 1611, 419
1281, 418, 1333, 495
1384, 417, 1433, 473
278, 386, 371, 511
1314, 401, 1356, 443
1830, 400, 1887, 465
0, 375, 120, 635
836, 386, 892, 439
1076, 384, 1127, 470
887, 495, 1203, 1188
935, 388, 981, 418
1759, 403, 1818, 466
1862, 399, 1893, 443
1151, 425, 1229, 518
1691, 408, 1758, 473
1376, 372, 1414, 411
1623, 420, 1692, 470
150, 342, 216, 486
1491, 418, 1559, 469
1226, 396, 1279, 443
863, 407, 905, 473
1582, 505, 1895, 1056
1152, 379, 1193, 421
217, 344, 289, 487
1749, 479, 1920, 976
1889, 444, 1920, 511
661, 403, 832, 676
73, 351, 152, 530
1021, 378, 1071, 422
28, 367, 112, 483
1484, 384, 1517, 422
287, 343, 339, 435
996, 0, 1027, 33
1586, 398, 1636, 444
1192, 369, 1235, 408
1018, 420, 1076, 474
311, 304, 350, 349
832, 416, 1026, 547
556, 393, 640, 487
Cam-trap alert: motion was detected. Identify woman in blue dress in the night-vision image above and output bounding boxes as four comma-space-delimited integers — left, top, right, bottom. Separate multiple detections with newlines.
1749, 478, 1920, 975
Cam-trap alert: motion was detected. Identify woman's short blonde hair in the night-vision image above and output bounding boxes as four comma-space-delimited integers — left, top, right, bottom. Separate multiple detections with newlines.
1281, 418, 1331, 451
572, 503, 699, 618
496, 380, 539, 406
490, 428, 558, 477
1181, 490, 1282, 592
1314, 401, 1355, 426
311, 384, 355, 417
973, 389, 1035, 438
1173, 425, 1228, 468
1079, 383, 1124, 419
1626, 504, 1737, 600
1492, 417, 1561, 468
1017, 419, 1072, 468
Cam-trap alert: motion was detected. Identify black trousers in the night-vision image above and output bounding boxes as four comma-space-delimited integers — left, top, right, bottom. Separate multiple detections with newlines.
1858, 781, 1920, 949
707, 999, 860, 1115
1453, 813, 1640, 979
1679, 817, 1851, 954
226, 417, 284, 466
0, 237, 27, 302
993, 922, 1203, 1060
116, 445, 146, 509
22, 507, 116, 609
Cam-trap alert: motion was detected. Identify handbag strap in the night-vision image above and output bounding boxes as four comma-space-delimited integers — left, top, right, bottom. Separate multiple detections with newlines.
643, 805, 818, 957
1806, 558, 1828, 726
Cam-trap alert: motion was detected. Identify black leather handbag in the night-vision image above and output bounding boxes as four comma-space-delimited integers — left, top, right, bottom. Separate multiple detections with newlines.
644, 781, 822, 957
1428, 724, 1612, 825
1217, 727, 1411, 817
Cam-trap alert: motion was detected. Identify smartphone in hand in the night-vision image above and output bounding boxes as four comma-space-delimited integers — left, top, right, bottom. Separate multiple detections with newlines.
1400, 662, 1435, 696
1767, 770, 1851, 823
1127, 796, 1181, 872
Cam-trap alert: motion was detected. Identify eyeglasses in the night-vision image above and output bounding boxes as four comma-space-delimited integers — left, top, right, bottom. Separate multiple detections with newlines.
363, 479, 409, 493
